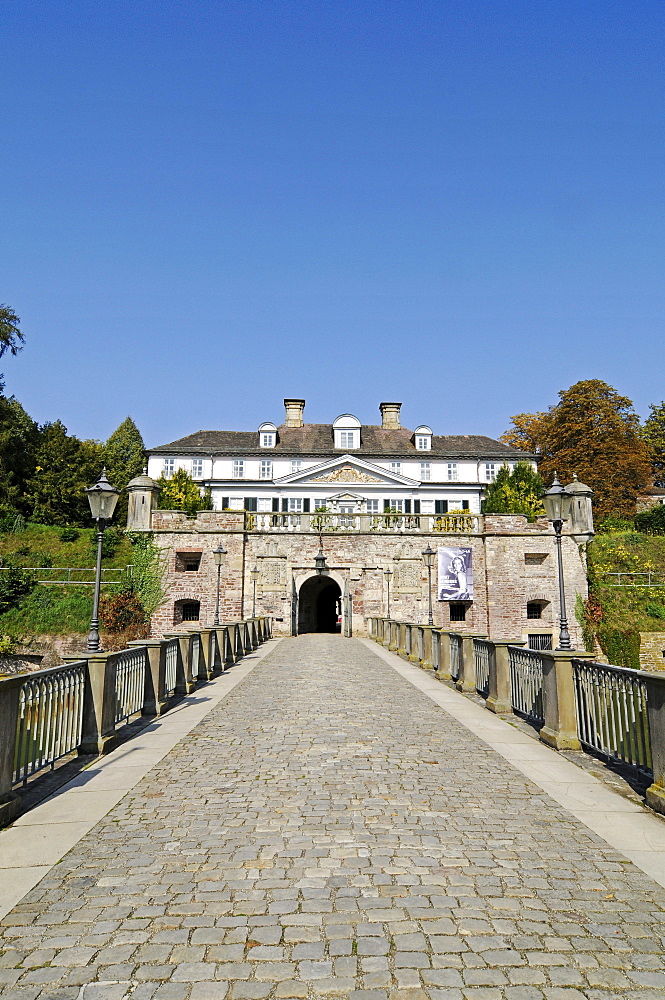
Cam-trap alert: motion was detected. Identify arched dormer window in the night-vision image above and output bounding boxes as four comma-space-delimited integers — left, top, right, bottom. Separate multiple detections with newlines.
333, 413, 361, 450
414, 425, 432, 451
258, 422, 277, 448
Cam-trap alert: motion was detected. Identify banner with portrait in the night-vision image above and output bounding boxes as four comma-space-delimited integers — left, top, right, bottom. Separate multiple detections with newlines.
437, 547, 473, 601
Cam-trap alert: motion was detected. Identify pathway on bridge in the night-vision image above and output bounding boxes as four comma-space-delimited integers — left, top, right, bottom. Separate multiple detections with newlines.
1, 635, 665, 1000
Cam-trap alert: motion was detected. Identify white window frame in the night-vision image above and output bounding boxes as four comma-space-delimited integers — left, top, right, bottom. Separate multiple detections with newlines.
233, 459, 245, 479
257, 498, 272, 512
420, 462, 431, 481
390, 461, 402, 474
260, 432, 276, 448
288, 498, 303, 513
163, 458, 175, 477
260, 460, 273, 480
191, 459, 203, 479
484, 463, 497, 481
447, 463, 458, 482
388, 499, 405, 513
338, 430, 357, 449
290, 460, 303, 474
415, 435, 431, 451
365, 499, 380, 514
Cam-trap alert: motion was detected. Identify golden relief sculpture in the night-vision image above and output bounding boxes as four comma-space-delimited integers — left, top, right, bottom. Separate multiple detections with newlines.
310, 465, 382, 484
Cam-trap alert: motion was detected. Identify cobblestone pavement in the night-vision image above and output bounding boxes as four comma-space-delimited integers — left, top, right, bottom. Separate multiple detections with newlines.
1, 635, 665, 1000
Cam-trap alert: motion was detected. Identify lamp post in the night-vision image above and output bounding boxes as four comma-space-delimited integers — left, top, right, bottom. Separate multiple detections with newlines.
250, 564, 260, 617
85, 469, 120, 652
212, 544, 227, 626
422, 543, 435, 626
542, 475, 573, 650
384, 568, 393, 618
314, 548, 328, 574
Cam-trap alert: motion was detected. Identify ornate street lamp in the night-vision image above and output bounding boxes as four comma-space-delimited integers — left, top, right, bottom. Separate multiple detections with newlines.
85, 469, 120, 652
542, 475, 574, 650
422, 543, 436, 626
384, 567, 393, 618
250, 564, 260, 617
314, 549, 328, 574
212, 544, 227, 626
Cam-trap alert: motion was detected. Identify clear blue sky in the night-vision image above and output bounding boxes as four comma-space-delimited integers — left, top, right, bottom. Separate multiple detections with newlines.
1, 0, 663, 448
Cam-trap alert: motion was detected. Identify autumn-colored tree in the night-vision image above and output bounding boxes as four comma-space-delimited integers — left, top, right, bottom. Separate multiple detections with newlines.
502, 380, 652, 521
642, 401, 665, 489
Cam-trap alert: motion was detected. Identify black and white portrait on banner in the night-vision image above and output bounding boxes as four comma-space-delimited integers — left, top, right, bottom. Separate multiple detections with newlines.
437, 547, 473, 601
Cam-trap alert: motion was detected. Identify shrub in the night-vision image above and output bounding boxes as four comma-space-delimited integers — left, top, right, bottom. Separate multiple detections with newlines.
634, 505, 665, 534
59, 527, 80, 542
596, 515, 636, 534
597, 628, 641, 670
90, 526, 122, 560
645, 602, 665, 621
99, 588, 146, 634
0, 564, 35, 614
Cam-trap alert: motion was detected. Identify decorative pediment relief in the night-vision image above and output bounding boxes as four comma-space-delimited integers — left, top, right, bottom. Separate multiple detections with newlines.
310, 465, 382, 484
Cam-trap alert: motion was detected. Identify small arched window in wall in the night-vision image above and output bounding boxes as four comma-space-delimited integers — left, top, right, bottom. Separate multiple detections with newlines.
526, 600, 548, 620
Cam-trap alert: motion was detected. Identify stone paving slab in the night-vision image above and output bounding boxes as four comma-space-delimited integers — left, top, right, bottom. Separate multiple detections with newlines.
1, 635, 664, 1000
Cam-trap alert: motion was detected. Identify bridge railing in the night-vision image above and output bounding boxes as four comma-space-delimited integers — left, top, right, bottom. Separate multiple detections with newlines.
366, 615, 665, 818
0, 616, 273, 828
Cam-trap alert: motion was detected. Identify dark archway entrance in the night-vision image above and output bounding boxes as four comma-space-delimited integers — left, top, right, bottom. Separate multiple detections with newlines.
298, 576, 342, 634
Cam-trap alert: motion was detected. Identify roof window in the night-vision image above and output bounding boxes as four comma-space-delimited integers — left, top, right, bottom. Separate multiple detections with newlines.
414, 425, 432, 451
333, 413, 361, 450
258, 422, 277, 448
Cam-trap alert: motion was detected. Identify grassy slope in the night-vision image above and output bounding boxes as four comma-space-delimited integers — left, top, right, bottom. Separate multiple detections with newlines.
588, 531, 665, 631
0, 524, 135, 635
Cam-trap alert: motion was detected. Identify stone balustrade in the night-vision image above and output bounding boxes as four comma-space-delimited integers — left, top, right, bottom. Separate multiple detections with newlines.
367, 615, 665, 817
0, 617, 272, 828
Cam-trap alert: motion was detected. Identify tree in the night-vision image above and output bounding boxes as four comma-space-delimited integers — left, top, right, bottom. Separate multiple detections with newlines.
642, 401, 665, 489
499, 411, 551, 455
104, 417, 145, 525
0, 304, 24, 362
26, 420, 106, 525
156, 468, 213, 516
481, 462, 545, 521
503, 380, 652, 521
0, 395, 40, 517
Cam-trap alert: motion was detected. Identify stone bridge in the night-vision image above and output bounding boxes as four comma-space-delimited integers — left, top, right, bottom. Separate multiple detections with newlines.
1, 633, 665, 1000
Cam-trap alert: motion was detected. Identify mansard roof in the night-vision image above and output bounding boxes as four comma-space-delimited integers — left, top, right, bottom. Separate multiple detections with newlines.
150, 424, 531, 461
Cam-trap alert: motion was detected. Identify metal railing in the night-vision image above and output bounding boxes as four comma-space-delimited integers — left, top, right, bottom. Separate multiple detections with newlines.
474, 638, 493, 698
0, 566, 130, 585
509, 646, 544, 725
450, 634, 462, 681
13, 663, 86, 786
164, 638, 179, 696
573, 660, 652, 779
599, 572, 665, 588
114, 649, 146, 726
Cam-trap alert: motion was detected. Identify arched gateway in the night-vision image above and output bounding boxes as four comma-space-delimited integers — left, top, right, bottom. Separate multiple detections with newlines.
297, 575, 342, 634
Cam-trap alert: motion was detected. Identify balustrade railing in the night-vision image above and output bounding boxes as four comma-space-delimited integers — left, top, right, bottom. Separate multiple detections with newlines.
450, 634, 462, 681
13, 662, 86, 786
474, 638, 493, 698
0, 616, 273, 828
509, 646, 544, 725
573, 660, 652, 779
247, 512, 480, 533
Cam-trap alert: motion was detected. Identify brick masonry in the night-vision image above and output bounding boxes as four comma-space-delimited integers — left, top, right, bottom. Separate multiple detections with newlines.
147, 511, 587, 645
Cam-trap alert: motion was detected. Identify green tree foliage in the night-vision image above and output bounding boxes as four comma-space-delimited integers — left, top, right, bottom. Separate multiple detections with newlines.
104, 416, 145, 525
26, 420, 106, 526
481, 462, 545, 521
156, 468, 213, 516
0, 304, 24, 386
502, 380, 652, 521
642, 401, 665, 489
128, 534, 167, 619
0, 395, 40, 517
634, 504, 665, 533
0, 562, 35, 614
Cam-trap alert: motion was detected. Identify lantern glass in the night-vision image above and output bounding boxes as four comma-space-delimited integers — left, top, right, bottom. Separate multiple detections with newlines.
384, 568, 392, 579
212, 544, 227, 567
251, 565, 260, 581
422, 544, 436, 569
85, 470, 120, 522
542, 476, 571, 522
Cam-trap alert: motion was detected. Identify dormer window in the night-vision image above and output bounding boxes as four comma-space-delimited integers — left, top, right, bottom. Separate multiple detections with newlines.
333, 413, 361, 450
258, 422, 277, 448
414, 425, 432, 451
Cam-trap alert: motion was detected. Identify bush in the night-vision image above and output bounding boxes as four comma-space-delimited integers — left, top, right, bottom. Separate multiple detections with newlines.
596, 515, 636, 534
59, 527, 80, 542
634, 505, 665, 534
0, 564, 35, 614
597, 628, 641, 670
90, 526, 122, 560
645, 602, 665, 621
99, 587, 146, 634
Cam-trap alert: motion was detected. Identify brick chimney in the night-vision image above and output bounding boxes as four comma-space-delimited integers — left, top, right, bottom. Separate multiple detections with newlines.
284, 398, 306, 427
379, 402, 402, 430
